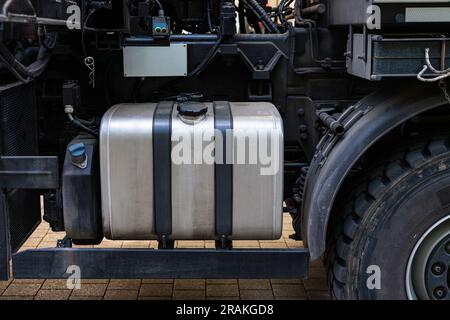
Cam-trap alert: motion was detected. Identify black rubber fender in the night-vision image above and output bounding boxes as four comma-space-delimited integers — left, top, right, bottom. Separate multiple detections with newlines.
302, 82, 449, 260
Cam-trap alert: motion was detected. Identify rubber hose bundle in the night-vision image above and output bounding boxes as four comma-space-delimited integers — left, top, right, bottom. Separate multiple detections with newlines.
241, 0, 280, 34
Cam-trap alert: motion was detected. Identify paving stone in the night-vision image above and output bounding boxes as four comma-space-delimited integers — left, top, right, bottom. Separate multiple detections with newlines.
206, 284, 239, 297
69, 295, 102, 300
259, 238, 286, 244
42, 279, 70, 290
239, 290, 274, 300
0, 295, 35, 300
238, 279, 271, 290
94, 241, 122, 248
30, 230, 48, 238
34, 290, 71, 300
80, 279, 110, 284
104, 290, 139, 300
37, 241, 56, 248
18, 246, 36, 252
307, 291, 331, 300
274, 296, 308, 300
139, 284, 173, 297
272, 284, 307, 298
285, 241, 304, 248
71, 283, 108, 297
303, 278, 328, 291
12, 279, 45, 285
207, 297, 240, 300
3, 283, 41, 296
259, 242, 288, 249
42, 233, 64, 241
173, 290, 205, 300
174, 279, 205, 290
138, 296, 172, 300
206, 279, 238, 285
176, 241, 205, 248
108, 279, 141, 290
22, 238, 41, 247
232, 241, 260, 248
0, 280, 12, 290
149, 242, 159, 249
142, 279, 174, 284
121, 241, 151, 248
270, 279, 303, 284
308, 268, 327, 279
205, 241, 216, 248
309, 259, 323, 268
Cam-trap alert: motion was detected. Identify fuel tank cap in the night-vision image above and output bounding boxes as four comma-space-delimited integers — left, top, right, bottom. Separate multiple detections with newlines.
177, 102, 208, 117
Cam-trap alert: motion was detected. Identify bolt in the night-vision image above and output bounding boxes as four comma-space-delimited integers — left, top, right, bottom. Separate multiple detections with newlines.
431, 263, 445, 276
297, 108, 305, 117
433, 287, 447, 300
299, 124, 307, 132
445, 242, 450, 254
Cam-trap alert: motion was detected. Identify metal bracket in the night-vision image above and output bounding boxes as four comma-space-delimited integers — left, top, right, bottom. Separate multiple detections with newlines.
0, 192, 11, 280
0, 156, 59, 189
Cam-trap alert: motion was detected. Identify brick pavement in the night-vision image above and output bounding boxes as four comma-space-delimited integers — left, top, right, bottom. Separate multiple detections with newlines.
0, 215, 330, 300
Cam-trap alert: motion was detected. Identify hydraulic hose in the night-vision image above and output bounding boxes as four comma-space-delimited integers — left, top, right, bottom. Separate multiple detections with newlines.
241, 0, 280, 34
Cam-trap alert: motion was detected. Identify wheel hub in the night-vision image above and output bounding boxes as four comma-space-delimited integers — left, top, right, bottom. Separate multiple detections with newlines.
425, 235, 450, 300
406, 216, 450, 300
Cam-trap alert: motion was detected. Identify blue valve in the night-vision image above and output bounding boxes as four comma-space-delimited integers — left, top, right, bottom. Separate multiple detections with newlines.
68, 143, 86, 157
68, 142, 87, 168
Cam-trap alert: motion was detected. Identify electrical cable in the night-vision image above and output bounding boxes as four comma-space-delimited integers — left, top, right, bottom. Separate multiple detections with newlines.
65, 105, 99, 137
188, 28, 222, 77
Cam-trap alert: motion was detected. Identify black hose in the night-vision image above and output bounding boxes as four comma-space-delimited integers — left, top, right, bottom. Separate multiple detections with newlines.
153, 0, 163, 12
278, 0, 287, 24
188, 28, 222, 77
70, 115, 99, 137
241, 0, 280, 34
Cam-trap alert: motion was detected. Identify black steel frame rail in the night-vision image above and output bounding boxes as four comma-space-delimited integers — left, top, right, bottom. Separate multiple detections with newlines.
12, 248, 309, 279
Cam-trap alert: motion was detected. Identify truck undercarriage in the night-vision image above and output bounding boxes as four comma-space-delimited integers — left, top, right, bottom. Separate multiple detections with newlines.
0, 0, 450, 300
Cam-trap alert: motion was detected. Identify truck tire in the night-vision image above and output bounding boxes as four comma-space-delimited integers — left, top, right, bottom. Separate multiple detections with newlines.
326, 137, 450, 300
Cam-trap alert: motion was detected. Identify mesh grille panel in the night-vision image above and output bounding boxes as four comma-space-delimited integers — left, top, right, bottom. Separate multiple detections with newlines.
0, 82, 41, 252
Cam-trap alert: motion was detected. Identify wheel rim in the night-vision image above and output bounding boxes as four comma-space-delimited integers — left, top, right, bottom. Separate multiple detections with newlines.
406, 216, 450, 300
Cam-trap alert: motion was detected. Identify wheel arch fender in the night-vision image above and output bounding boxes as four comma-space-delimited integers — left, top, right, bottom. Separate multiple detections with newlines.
302, 83, 448, 260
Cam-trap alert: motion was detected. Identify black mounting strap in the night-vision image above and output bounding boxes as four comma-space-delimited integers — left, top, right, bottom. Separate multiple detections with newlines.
153, 101, 175, 241
213, 101, 233, 241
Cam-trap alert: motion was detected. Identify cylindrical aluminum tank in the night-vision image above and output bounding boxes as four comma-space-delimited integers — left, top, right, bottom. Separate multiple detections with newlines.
100, 101, 283, 240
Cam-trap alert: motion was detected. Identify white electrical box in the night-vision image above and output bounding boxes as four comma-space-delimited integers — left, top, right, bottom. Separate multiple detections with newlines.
123, 44, 188, 77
